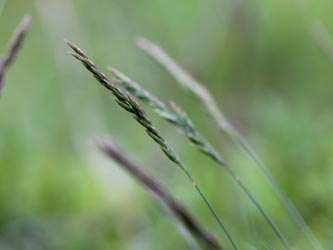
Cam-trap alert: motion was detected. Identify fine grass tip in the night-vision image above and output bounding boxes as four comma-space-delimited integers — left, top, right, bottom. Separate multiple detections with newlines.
0, 15, 31, 95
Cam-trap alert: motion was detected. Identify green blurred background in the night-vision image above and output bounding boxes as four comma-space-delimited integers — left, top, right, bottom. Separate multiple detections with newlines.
0, 0, 332, 249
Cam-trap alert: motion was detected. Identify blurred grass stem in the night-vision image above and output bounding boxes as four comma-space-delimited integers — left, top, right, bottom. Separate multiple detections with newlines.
137, 37, 322, 250
0, 15, 30, 96
100, 139, 223, 250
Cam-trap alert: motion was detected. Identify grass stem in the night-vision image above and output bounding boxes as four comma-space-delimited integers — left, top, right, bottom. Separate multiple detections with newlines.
0, 15, 30, 96
99, 139, 222, 250
66, 40, 239, 250
108, 66, 290, 250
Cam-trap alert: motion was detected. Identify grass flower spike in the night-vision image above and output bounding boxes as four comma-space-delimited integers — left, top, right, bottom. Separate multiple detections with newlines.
108, 66, 290, 250
66, 40, 239, 250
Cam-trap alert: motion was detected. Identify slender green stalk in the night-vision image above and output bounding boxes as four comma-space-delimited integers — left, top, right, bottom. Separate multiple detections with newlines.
100, 139, 222, 250
108, 66, 291, 250
0, 15, 30, 96
66, 40, 239, 250
137, 37, 322, 250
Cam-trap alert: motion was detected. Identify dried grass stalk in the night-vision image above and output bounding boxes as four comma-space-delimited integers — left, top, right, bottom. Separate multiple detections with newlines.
100, 139, 222, 250
0, 15, 30, 95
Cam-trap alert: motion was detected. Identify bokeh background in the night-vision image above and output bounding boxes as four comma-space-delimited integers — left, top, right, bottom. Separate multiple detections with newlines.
0, 0, 332, 249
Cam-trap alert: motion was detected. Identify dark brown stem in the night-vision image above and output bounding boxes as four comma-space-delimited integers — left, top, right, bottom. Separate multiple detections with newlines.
99, 140, 223, 250
0, 15, 30, 95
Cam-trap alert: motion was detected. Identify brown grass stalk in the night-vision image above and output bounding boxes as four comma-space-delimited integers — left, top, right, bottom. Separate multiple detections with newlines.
99, 139, 222, 250
0, 15, 30, 95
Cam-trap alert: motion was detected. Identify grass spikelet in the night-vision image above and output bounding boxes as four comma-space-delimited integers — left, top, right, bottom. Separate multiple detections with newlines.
66, 40, 239, 250
108, 66, 291, 250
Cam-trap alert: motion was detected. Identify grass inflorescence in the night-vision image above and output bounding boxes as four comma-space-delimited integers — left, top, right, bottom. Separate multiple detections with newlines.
108, 66, 290, 250
66, 40, 239, 250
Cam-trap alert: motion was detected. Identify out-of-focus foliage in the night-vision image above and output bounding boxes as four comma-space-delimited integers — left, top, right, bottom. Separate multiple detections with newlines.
0, 0, 332, 249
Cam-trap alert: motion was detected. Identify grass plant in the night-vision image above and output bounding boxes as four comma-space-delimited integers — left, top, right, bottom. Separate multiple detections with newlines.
137, 37, 322, 250
66, 40, 239, 250
108, 66, 290, 250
